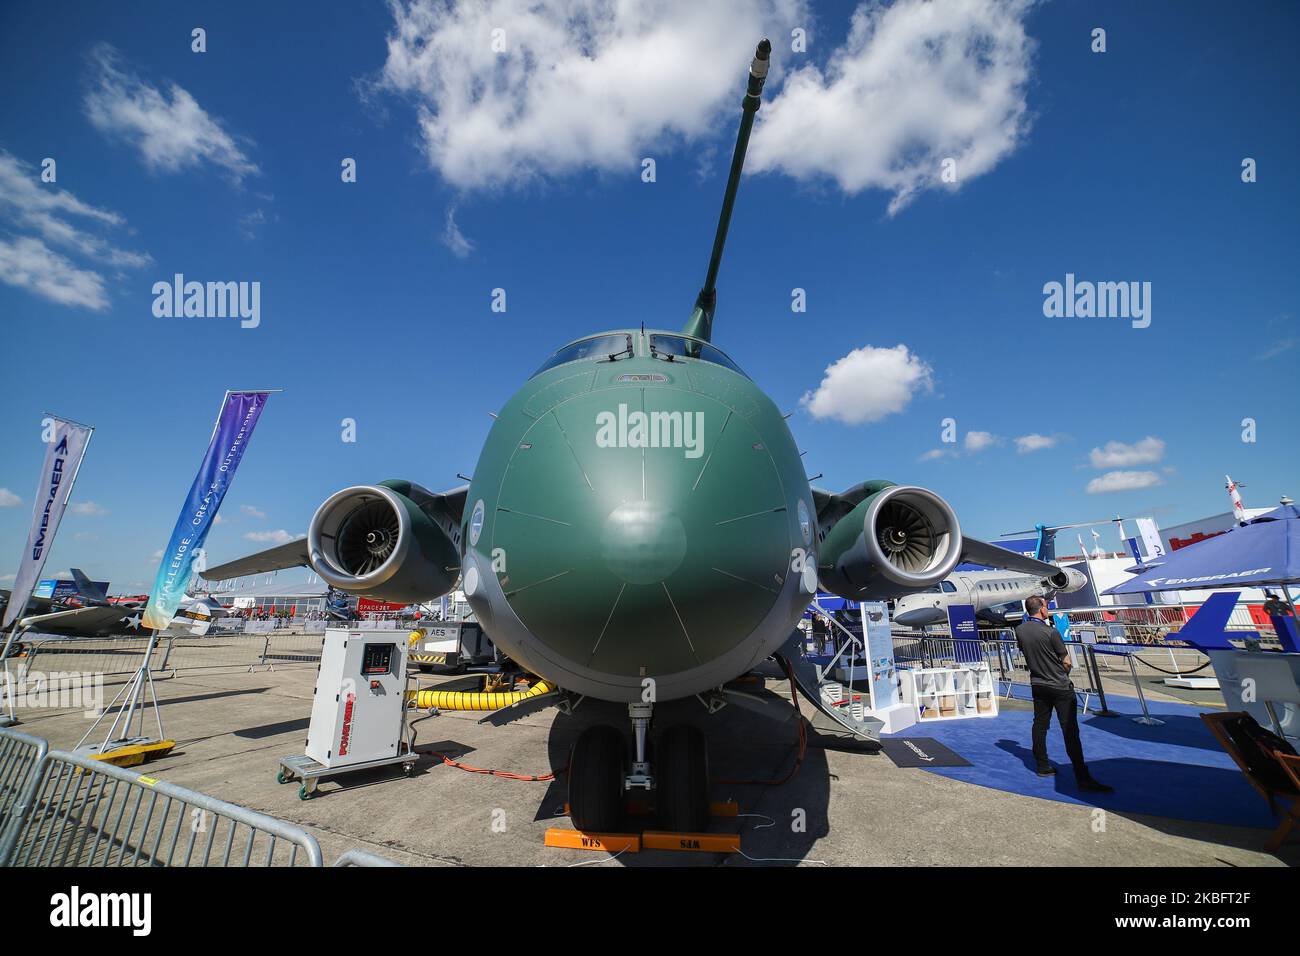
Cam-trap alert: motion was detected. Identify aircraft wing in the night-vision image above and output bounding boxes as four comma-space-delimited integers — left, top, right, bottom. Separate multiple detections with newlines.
960, 537, 1066, 580
202, 536, 311, 581
19, 604, 144, 636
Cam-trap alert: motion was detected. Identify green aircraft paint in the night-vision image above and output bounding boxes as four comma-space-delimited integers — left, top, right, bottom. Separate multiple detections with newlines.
462, 326, 814, 692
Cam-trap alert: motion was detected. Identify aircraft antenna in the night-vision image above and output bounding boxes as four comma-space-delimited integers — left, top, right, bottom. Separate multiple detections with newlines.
683, 38, 770, 343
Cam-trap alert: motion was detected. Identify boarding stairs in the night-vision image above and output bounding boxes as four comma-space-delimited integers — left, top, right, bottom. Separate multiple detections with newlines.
775, 603, 883, 741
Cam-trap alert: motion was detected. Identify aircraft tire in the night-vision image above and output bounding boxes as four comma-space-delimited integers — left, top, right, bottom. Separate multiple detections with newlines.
568, 725, 627, 832
655, 724, 709, 832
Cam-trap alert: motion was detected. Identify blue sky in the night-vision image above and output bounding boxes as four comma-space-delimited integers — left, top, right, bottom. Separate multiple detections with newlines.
0, 0, 1296, 591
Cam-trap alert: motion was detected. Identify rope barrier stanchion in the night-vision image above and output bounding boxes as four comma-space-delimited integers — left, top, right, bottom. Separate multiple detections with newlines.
1125, 651, 1165, 726
1083, 645, 1121, 717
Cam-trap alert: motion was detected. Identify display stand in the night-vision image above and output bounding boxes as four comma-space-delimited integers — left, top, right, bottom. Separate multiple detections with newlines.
908, 663, 999, 722
856, 601, 915, 733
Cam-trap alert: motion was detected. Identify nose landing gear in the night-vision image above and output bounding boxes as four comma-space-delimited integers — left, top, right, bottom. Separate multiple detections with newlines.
566, 703, 710, 835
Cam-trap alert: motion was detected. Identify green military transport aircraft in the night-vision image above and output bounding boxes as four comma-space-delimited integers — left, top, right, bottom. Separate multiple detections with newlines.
207, 40, 1073, 834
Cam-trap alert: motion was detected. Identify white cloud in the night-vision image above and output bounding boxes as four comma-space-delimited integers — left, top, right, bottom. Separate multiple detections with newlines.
0, 151, 151, 310
1014, 433, 1057, 454
441, 205, 474, 258
0, 573, 14, 583
376, 0, 806, 189
1088, 436, 1165, 469
238, 208, 269, 240
801, 344, 933, 425
70, 501, 108, 516
1261, 337, 1297, 360
0, 488, 20, 507
375, 1, 1032, 210
0, 151, 151, 269
151, 549, 164, 561
240, 505, 267, 520
1086, 470, 1163, 495
964, 430, 1001, 452
0, 237, 111, 310
919, 448, 955, 461
244, 530, 303, 545
749, 0, 1035, 214
84, 44, 259, 183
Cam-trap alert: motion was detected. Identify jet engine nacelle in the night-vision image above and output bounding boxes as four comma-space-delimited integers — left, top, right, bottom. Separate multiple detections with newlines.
307, 481, 460, 604
818, 482, 963, 601
1048, 566, 1088, 593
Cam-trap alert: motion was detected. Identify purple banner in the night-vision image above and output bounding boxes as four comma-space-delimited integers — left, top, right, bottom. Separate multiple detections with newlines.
143, 392, 270, 630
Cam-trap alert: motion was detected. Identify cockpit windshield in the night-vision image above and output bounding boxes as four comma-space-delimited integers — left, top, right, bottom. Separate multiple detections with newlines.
648, 335, 747, 377
533, 333, 633, 377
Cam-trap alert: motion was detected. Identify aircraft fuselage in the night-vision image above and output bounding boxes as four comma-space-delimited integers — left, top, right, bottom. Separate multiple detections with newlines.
459, 328, 817, 702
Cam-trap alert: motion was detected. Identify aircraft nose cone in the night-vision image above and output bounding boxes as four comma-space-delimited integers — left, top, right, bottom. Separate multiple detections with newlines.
601, 501, 687, 585
894, 604, 942, 627
484, 387, 793, 680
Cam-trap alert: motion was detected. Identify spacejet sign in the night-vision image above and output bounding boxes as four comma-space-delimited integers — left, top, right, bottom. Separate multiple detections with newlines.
595, 404, 704, 459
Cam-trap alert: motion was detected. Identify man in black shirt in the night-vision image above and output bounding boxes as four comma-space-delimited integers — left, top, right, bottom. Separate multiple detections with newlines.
1015, 596, 1112, 792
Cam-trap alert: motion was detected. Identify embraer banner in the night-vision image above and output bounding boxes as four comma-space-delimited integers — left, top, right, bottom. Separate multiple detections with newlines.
143, 391, 271, 631
3, 417, 94, 629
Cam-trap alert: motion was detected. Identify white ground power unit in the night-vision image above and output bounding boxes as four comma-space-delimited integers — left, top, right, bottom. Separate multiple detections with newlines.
306, 629, 409, 769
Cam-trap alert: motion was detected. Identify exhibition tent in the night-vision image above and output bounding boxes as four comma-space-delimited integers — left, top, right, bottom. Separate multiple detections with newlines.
1106, 503, 1300, 595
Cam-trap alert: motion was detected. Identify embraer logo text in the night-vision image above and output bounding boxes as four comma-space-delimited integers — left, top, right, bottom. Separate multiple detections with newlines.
1042, 273, 1151, 328
595, 404, 704, 459
151, 274, 261, 329
31, 436, 68, 561
50, 886, 151, 936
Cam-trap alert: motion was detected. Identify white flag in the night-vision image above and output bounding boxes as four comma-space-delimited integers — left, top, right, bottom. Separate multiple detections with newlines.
3, 418, 94, 629
1135, 517, 1166, 561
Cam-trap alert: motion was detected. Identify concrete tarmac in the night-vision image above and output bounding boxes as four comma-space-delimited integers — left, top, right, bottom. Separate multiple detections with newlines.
6, 663, 1295, 867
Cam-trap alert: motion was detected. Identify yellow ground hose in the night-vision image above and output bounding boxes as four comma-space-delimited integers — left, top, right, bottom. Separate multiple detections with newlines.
406, 679, 553, 711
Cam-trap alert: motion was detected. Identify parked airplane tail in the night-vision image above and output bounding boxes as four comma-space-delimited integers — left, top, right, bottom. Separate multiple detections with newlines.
69, 568, 108, 604
1225, 474, 1247, 526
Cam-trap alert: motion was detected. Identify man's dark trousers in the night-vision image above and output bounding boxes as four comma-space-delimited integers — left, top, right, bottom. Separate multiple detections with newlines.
1031, 683, 1086, 774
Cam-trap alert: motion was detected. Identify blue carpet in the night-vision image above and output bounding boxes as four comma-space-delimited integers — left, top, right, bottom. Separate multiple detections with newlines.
882, 693, 1279, 830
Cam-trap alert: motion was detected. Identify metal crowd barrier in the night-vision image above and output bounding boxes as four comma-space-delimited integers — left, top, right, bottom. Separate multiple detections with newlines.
248, 632, 327, 671
21, 632, 327, 680
23, 636, 164, 678
0, 748, 324, 867
0, 728, 48, 829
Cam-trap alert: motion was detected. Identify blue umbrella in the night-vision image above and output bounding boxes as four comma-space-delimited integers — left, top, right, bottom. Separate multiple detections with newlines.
1106, 505, 1300, 594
